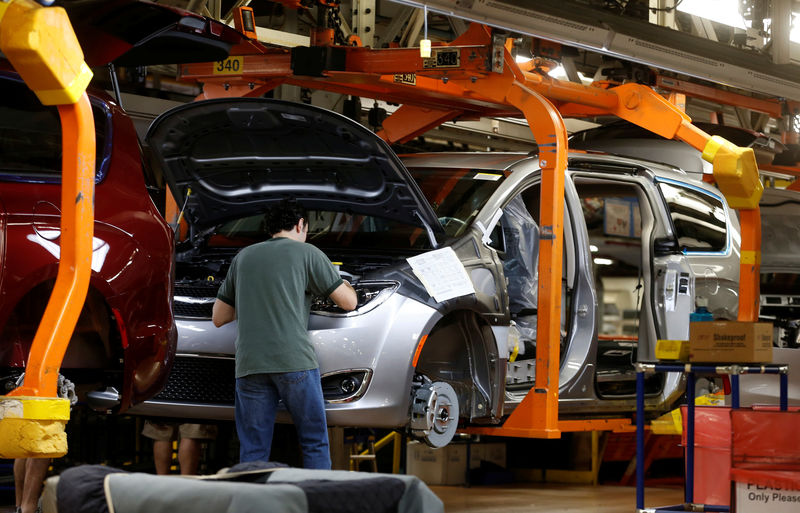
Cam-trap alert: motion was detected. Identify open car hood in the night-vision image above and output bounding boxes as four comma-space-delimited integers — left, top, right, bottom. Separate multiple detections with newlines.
147, 98, 443, 234
57, 0, 242, 67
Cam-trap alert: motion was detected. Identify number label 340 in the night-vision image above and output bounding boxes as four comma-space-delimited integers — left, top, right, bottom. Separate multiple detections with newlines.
213, 56, 243, 75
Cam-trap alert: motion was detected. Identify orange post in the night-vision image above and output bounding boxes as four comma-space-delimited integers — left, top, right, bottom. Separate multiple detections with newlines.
737, 208, 761, 322
495, 83, 567, 438
0, 0, 95, 459
8, 94, 96, 398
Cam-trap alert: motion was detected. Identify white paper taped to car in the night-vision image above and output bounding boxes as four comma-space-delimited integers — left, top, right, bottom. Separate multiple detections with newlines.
407, 247, 475, 302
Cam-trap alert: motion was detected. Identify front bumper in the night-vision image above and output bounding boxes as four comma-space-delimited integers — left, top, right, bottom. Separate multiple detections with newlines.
129, 294, 441, 427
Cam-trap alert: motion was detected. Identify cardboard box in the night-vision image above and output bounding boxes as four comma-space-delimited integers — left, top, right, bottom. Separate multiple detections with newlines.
735, 481, 800, 513
405, 441, 467, 485
689, 321, 772, 363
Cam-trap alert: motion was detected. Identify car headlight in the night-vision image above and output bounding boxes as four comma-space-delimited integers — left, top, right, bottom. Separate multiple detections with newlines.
311, 280, 399, 317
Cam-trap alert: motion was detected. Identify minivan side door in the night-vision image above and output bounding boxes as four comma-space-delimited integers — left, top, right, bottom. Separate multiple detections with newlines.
655, 178, 739, 322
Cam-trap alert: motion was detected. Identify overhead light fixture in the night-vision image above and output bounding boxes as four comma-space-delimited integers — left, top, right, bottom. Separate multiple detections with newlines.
677, 0, 800, 43
676, 0, 747, 30
594, 257, 614, 265
420, 5, 431, 58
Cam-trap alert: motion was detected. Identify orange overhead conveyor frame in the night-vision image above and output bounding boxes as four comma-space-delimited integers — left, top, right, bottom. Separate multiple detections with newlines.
0, 0, 95, 458
180, 23, 763, 438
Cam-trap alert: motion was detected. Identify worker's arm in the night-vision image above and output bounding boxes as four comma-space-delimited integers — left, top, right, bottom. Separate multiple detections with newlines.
329, 280, 357, 311
212, 299, 236, 327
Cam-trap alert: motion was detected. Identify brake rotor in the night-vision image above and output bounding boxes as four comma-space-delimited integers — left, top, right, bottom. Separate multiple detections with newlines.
410, 380, 459, 448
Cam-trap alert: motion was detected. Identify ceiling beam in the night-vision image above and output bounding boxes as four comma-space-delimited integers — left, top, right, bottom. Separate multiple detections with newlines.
379, 5, 415, 47
389, 0, 800, 102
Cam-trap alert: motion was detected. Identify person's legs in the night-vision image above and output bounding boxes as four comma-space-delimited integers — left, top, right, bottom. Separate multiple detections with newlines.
142, 420, 178, 475
14, 459, 25, 511
274, 368, 331, 469
235, 373, 279, 463
177, 438, 201, 475
16, 458, 49, 513
152, 440, 173, 475
176, 424, 218, 475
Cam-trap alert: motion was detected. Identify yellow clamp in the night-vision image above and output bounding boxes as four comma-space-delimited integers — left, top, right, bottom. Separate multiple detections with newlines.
0, 396, 70, 458
0, 0, 93, 105
701, 135, 763, 210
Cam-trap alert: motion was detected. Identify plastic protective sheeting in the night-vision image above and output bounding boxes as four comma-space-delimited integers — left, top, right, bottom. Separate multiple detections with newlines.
500, 195, 539, 316
680, 405, 732, 506
731, 409, 800, 491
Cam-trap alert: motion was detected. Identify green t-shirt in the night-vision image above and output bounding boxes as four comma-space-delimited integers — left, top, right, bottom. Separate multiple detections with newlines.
216, 237, 343, 377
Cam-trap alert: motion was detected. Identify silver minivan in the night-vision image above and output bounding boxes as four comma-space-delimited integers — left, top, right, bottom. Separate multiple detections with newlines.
131, 98, 743, 446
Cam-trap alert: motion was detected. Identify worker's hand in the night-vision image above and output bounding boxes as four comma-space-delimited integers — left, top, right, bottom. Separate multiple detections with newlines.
330, 280, 358, 311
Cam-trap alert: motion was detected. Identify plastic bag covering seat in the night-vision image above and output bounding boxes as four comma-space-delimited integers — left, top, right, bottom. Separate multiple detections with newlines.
730, 409, 800, 491
500, 195, 539, 318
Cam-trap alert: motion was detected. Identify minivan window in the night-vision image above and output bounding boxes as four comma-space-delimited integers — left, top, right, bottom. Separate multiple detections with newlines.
658, 181, 727, 252
0, 76, 110, 183
408, 167, 507, 238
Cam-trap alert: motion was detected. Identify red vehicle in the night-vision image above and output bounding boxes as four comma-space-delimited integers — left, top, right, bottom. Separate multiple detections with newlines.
0, 70, 176, 411
0, 0, 243, 412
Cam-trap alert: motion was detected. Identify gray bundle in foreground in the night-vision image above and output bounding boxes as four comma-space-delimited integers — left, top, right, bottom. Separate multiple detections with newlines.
44, 463, 443, 513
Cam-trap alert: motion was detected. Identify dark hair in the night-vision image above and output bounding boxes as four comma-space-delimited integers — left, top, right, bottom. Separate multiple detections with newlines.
266, 199, 306, 235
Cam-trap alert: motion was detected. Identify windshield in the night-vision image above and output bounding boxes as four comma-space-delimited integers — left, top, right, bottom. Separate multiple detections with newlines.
408, 167, 507, 237
207, 210, 434, 252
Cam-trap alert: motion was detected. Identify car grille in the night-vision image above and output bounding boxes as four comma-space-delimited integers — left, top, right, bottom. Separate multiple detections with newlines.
173, 301, 214, 318
155, 356, 235, 404
155, 357, 368, 405
174, 283, 219, 318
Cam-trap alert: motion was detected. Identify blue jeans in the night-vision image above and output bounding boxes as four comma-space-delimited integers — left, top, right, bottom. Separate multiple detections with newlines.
235, 369, 331, 469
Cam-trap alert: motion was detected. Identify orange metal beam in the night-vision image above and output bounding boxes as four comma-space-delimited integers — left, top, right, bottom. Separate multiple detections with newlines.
463, 418, 632, 438
377, 105, 463, 144
759, 163, 800, 178
656, 75, 787, 119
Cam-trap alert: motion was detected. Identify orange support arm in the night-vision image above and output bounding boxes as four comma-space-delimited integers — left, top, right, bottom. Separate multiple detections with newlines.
0, 0, 95, 459
0, 0, 96, 400
377, 105, 463, 144
9, 95, 96, 398
492, 83, 567, 438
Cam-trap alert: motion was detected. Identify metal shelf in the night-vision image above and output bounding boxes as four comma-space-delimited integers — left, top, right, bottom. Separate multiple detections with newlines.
634, 362, 789, 513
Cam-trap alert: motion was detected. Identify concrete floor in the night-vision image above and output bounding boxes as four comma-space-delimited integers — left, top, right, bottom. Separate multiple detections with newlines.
431, 483, 684, 512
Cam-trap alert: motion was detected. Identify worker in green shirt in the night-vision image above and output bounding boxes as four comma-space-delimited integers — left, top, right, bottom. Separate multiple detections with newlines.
212, 199, 356, 468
